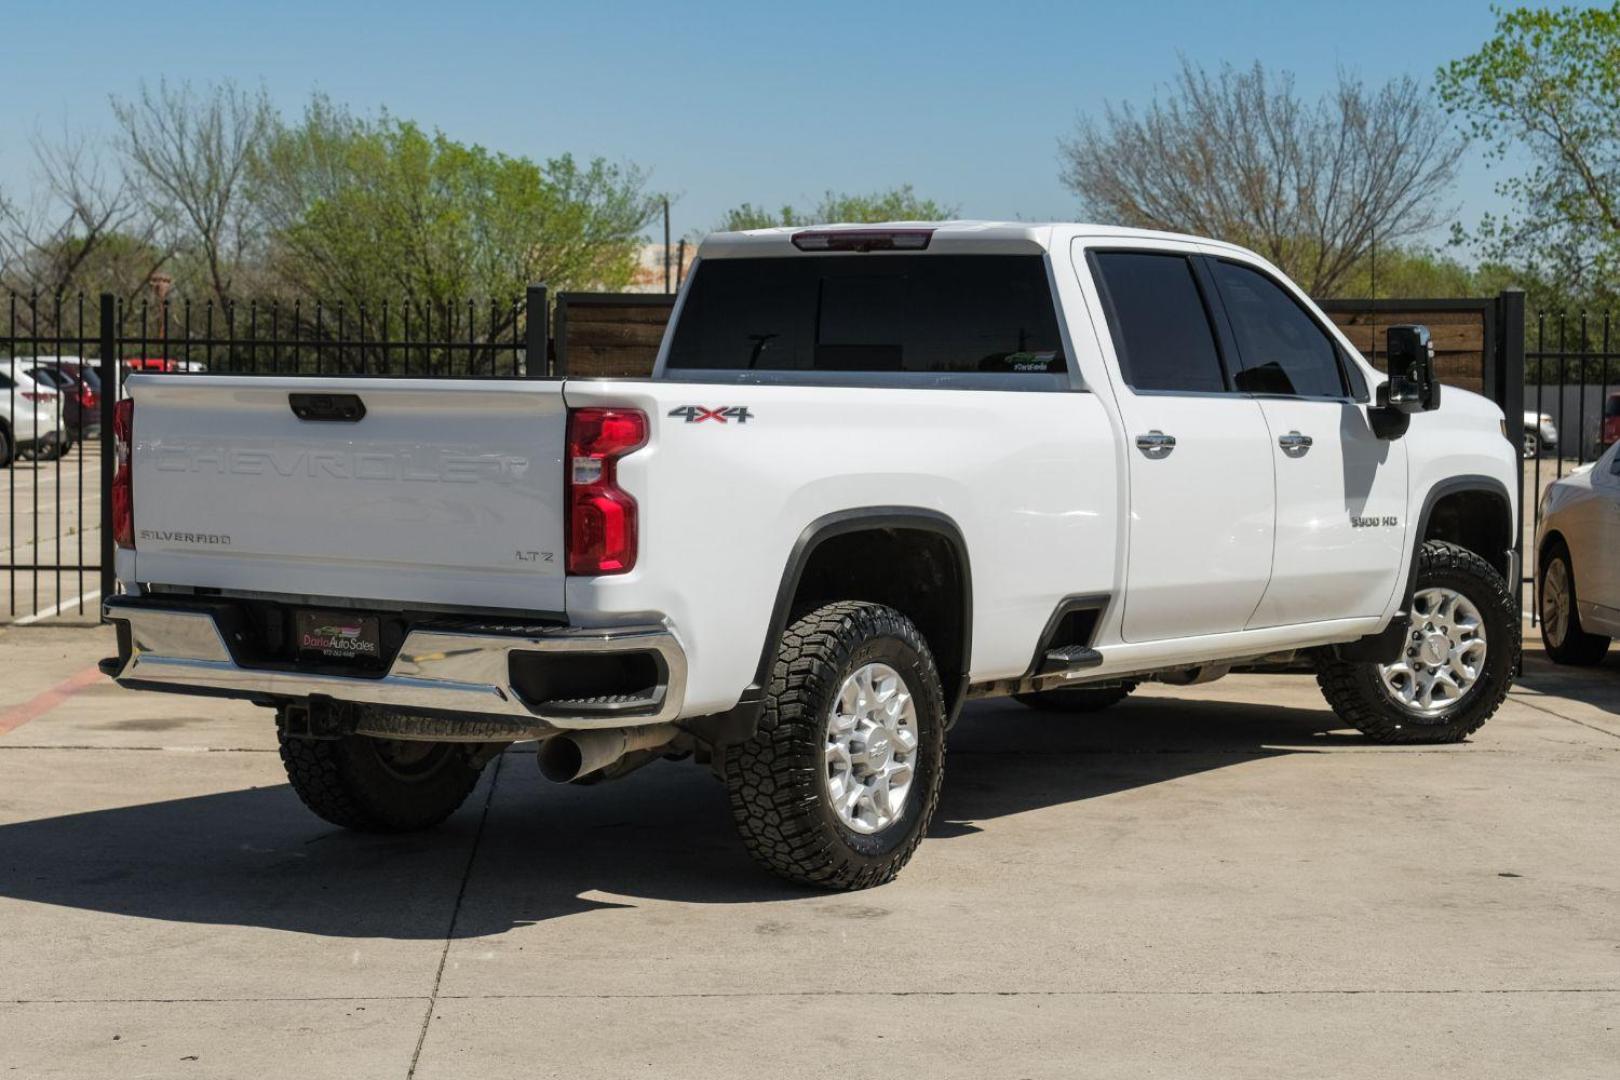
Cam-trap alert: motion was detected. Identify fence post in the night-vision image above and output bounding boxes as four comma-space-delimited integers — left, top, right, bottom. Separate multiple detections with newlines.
98, 293, 117, 612
525, 283, 548, 378
1496, 288, 1527, 631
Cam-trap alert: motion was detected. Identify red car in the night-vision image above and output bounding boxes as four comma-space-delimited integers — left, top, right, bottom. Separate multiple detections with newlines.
123, 357, 181, 374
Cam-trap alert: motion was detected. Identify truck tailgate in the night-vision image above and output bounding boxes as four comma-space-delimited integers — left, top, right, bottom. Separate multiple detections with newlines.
128, 376, 567, 613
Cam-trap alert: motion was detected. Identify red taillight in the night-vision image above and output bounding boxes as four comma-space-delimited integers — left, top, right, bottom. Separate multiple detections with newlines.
21, 390, 54, 403
112, 399, 135, 549
566, 407, 647, 575
78, 385, 97, 408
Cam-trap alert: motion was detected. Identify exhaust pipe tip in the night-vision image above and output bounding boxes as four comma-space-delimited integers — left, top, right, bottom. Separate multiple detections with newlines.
537, 736, 587, 783
537, 723, 680, 784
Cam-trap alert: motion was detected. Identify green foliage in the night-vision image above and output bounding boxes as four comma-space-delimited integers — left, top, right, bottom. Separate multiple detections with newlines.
713, 185, 958, 231
250, 97, 657, 309
1438, 4, 1620, 302
1326, 245, 1499, 300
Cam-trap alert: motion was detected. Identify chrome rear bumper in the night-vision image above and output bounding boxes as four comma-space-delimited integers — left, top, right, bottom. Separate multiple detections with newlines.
102, 597, 685, 731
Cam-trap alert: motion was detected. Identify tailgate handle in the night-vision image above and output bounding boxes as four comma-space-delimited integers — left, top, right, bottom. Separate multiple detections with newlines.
289, 393, 366, 422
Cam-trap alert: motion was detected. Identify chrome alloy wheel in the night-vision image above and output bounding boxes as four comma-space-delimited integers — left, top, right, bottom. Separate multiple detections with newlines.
824, 662, 919, 835
1378, 587, 1489, 717
1541, 556, 1572, 649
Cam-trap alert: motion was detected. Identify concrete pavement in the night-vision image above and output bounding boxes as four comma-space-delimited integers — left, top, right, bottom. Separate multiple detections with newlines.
0, 624, 1616, 1078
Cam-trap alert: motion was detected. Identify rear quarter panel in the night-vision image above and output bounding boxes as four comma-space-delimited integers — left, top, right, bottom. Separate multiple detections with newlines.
562, 380, 1118, 715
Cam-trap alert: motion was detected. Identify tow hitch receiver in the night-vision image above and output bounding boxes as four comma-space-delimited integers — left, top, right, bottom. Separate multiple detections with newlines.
278, 696, 356, 740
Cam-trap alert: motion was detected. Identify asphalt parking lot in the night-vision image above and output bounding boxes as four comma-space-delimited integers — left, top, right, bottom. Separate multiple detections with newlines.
0, 623, 1616, 1078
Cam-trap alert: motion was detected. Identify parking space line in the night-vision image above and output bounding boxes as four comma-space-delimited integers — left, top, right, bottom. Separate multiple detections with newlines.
14, 588, 102, 625
0, 665, 104, 736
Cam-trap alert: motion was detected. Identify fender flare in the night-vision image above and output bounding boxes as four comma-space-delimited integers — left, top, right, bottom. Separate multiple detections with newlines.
1335, 474, 1515, 662
689, 507, 974, 746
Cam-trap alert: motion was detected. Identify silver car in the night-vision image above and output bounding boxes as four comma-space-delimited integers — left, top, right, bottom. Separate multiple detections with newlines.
1537, 441, 1620, 664
1523, 410, 1559, 459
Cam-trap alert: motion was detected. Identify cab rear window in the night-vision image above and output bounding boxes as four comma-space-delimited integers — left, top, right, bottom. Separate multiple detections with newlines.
666, 255, 1065, 376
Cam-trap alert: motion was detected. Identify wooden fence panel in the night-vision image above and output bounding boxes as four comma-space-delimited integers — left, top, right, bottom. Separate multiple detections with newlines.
1324, 305, 1488, 395
556, 293, 675, 378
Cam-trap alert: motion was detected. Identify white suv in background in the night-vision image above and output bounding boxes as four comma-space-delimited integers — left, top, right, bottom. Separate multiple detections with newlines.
0, 360, 67, 467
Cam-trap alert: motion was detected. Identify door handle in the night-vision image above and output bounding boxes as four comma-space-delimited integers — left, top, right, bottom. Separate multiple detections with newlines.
1278, 430, 1313, 456
1135, 430, 1176, 459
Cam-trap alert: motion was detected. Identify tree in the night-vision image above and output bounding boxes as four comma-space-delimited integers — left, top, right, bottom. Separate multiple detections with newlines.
1058, 60, 1467, 295
1437, 3, 1620, 305
112, 80, 274, 309
1328, 245, 1482, 300
249, 96, 656, 317
0, 129, 173, 335
714, 185, 957, 231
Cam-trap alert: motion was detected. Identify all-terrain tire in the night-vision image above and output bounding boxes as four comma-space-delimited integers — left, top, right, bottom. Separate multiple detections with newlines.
1013, 681, 1138, 713
1315, 540, 1519, 744
723, 601, 946, 890
278, 726, 486, 832
1539, 539, 1611, 666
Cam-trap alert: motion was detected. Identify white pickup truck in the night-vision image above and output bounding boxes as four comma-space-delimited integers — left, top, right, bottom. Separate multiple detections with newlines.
103, 222, 1521, 890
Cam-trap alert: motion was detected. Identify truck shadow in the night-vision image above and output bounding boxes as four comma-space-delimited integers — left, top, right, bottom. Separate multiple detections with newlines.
0, 689, 1354, 939
1514, 638, 1620, 717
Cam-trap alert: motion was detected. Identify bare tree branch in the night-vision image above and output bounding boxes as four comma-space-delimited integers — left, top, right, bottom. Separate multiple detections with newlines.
0, 126, 176, 336
112, 79, 273, 309
1058, 59, 1467, 296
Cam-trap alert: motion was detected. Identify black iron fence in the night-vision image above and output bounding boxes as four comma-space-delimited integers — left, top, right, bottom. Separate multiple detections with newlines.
98, 290, 545, 379
3, 293, 103, 621
1523, 312, 1620, 628
2, 286, 552, 620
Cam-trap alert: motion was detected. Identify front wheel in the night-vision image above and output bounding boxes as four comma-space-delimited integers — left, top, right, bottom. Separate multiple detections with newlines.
724, 601, 946, 890
278, 725, 487, 832
1316, 540, 1518, 744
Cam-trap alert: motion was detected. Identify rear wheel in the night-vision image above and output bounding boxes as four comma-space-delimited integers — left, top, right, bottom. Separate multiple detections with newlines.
1316, 541, 1518, 744
1014, 681, 1138, 713
278, 724, 487, 832
29, 432, 65, 461
1540, 541, 1611, 666
723, 601, 946, 890
0, 427, 11, 469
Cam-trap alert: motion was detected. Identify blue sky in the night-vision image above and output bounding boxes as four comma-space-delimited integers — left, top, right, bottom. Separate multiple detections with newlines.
0, 0, 1526, 252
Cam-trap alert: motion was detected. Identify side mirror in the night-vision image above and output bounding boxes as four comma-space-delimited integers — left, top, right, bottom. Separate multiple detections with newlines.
1382, 324, 1440, 413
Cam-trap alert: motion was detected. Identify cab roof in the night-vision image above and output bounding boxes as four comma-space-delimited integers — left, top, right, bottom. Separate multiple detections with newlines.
696, 220, 1262, 261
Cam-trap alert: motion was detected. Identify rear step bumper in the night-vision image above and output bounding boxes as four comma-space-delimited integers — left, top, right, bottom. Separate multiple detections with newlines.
101, 596, 686, 731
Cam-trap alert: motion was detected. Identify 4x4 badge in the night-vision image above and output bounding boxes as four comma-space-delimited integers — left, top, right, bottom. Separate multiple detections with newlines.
668, 406, 754, 424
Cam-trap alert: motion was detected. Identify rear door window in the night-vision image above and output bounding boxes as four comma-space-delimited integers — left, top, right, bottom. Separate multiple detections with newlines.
666, 255, 1066, 377
1089, 251, 1229, 394
1210, 260, 1347, 398
27, 368, 72, 390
